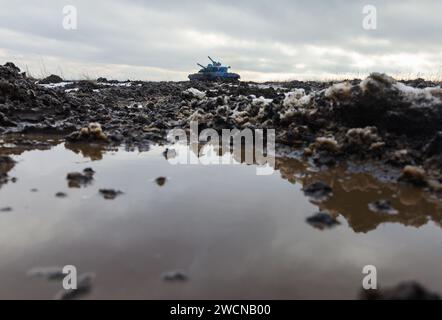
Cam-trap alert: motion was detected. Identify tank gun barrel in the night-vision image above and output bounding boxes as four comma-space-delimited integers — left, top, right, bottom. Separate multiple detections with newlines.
197, 63, 206, 69
207, 56, 221, 67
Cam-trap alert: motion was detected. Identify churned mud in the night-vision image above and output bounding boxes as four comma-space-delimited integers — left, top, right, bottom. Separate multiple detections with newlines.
1, 62, 442, 299
1, 62, 441, 195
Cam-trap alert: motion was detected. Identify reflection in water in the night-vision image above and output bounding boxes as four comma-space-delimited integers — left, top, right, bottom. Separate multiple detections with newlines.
274, 157, 442, 233
0, 137, 441, 299
66, 168, 95, 188
64, 142, 112, 161
0, 155, 15, 188
0, 134, 62, 189
187, 142, 442, 233
0, 134, 63, 156
306, 212, 340, 230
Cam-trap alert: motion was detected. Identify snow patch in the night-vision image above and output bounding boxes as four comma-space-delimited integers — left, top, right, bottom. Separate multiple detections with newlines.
39, 82, 73, 89
395, 82, 442, 106
283, 89, 311, 107
252, 96, 273, 106
184, 88, 206, 99
97, 82, 132, 87
65, 88, 79, 93
324, 82, 352, 100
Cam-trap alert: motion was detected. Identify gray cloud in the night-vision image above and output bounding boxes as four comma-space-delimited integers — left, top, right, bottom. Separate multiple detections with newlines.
0, 0, 441, 80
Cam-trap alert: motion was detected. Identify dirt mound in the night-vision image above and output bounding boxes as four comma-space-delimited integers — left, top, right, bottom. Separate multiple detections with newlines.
0, 63, 67, 131
39, 74, 64, 84
321, 73, 442, 136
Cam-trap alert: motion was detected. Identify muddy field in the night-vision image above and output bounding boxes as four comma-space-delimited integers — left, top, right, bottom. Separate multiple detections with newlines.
2, 62, 442, 192
1, 62, 442, 299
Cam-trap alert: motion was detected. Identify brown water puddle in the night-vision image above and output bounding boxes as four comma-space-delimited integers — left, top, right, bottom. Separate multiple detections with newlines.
0, 135, 441, 299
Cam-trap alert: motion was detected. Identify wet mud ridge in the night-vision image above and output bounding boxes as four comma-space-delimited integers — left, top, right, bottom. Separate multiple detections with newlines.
1, 62, 442, 196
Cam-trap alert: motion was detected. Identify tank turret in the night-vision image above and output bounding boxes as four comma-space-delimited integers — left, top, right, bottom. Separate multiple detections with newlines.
189, 57, 240, 82
208, 56, 221, 67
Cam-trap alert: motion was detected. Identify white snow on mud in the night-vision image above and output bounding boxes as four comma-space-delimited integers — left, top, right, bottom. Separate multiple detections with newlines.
38, 82, 73, 89
283, 89, 312, 107
183, 87, 206, 99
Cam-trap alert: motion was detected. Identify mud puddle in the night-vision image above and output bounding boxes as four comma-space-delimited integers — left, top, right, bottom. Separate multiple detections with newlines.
0, 136, 441, 299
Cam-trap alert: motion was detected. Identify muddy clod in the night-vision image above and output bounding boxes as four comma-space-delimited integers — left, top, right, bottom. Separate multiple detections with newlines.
155, 176, 167, 186
55, 192, 67, 198
66, 168, 95, 188
344, 127, 383, 154
303, 181, 333, 202
66, 122, 108, 143
398, 165, 427, 187
99, 189, 123, 199
39, 74, 63, 84
314, 136, 340, 154
368, 200, 398, 215
161, 270, 188, 282
83, 167, 95, 175
306, 212, 340, 230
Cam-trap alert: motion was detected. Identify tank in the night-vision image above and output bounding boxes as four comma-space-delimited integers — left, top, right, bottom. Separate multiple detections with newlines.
188, 56, 240, 82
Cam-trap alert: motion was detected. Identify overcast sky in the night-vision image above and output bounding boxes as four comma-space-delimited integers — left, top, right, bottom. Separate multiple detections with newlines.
1, 0, 441, 81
